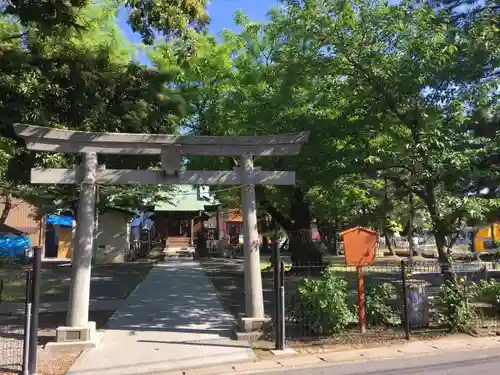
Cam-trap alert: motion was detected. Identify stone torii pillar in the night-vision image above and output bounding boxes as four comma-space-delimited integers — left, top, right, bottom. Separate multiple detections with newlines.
67, 153, 97, 329
240, 153, 264, 320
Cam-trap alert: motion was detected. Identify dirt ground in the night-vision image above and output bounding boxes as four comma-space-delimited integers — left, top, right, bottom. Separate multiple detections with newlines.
0, 262, 153, 302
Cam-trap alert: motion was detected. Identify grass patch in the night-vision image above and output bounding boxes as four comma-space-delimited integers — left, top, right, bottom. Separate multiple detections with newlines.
260, 261, 292, 272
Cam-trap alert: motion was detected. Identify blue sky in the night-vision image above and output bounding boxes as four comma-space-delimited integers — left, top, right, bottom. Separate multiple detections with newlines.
206, 0, 277, 34
117, 0, 277, 63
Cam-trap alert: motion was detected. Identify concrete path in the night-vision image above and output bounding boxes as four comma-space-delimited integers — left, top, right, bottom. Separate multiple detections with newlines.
67, 261, 254, 375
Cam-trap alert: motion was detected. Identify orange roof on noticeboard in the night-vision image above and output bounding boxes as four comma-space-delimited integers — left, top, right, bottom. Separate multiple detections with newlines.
340, 226, 377, 237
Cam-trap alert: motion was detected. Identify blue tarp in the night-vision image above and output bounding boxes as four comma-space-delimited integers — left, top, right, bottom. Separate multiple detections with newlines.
131, 213, 153, 229
47, 215, 73, 227
0, 234, 31, 257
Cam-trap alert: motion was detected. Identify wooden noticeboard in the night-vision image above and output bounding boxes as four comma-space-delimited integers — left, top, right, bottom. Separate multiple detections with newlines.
340, 226, 378, 334
341, 226, 377, 266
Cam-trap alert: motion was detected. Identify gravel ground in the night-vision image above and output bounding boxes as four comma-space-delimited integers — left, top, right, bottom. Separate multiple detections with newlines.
1, 349, 81, 375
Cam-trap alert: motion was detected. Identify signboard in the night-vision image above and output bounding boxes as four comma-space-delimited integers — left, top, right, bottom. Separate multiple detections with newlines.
341, 226, 377, 266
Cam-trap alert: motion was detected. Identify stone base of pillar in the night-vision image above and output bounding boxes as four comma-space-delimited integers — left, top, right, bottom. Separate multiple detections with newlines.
45, 321, 102, 351
232, 316, 271, 342
237, 316, 270, 332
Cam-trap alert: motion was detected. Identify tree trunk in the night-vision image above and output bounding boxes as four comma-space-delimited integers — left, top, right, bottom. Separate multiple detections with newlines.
384, 231, 394, 256
0, 192, 12, 224
264, 187, 323, 266
318, 222, 338, 255
407, 170, 415, 259
333, 217, 341, 255
423, 181, 454, 279
382, 176, 396, 256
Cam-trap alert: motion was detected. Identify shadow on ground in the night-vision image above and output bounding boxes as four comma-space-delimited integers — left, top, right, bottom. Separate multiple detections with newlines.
0, 262, 153, 303
102, 261, 237, 338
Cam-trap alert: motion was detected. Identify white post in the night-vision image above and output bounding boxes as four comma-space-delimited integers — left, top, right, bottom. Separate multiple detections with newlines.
240, 153, 265, 318
67, 153, 97, 327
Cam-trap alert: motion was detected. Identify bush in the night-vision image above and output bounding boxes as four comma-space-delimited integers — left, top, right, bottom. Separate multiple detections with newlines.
435, 277, 474, 332
365, 283, 400, 326
287, 269, 354, 334
472, 279, 500, 309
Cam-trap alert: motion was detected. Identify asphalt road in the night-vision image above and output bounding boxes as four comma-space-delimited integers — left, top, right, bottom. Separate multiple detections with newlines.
262, 347, 500, 375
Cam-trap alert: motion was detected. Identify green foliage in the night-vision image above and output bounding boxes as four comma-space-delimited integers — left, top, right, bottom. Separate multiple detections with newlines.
163, 0, 500, 267
125, 0, 209, 44
287, 270, 354, 334
472, 279, 500, 310
2, 0, 209, 44
435, 277, 474, 332
2, 0, 499, 255
0, 1, 188, 214
365, 283, 400, 326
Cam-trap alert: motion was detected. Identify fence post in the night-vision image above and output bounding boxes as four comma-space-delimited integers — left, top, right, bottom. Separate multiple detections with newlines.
273, 229, 282, 350
401, 259, 410, 340
22, 270, 32, 375
279, 260, 285, 350
28, 246, 42, 375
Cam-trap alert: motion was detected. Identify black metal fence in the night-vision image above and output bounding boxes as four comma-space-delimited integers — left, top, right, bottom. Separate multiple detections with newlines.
275, 260, 500, 346
0, 247, 42, 374
0, 269, 29, 374
404, 261, 500, 334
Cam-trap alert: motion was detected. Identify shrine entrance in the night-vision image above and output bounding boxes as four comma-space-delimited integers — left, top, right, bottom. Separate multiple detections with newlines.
14, 123, 308, 346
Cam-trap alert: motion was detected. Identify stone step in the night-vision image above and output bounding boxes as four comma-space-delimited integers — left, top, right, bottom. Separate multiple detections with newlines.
165, 253, 194, 260
167, 238, 191, 246
164, 246, 196, 256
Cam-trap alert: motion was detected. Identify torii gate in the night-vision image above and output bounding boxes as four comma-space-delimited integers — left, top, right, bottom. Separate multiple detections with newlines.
14, 124, 308, 345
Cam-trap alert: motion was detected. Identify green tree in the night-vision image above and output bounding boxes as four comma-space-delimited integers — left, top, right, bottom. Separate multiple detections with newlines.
263, 0, 499, 268
2, 0, 209, 44
0, 1, 193, 216
165, 0, 499, 268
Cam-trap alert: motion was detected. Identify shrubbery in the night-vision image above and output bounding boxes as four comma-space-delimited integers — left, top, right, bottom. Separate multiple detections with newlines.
366, 283, 400, 326
435, 277, 474, 332
472, 279, 500, 310
287, 270, 402, 333
435, 277, 500, 332
287, 269, 355, 334
287, 268, 500, 336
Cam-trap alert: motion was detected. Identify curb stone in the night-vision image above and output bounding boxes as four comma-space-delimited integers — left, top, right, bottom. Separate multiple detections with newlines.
156, 335, 500, 375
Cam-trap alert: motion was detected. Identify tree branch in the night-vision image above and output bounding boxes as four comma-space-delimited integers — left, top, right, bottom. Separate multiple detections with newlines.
264, 203, 295, 231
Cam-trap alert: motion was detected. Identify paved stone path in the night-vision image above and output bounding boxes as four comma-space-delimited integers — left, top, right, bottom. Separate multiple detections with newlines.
67, 260, 254, 375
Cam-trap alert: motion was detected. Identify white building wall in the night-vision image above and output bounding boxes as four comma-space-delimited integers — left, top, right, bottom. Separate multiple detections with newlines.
95, 211, 132, 264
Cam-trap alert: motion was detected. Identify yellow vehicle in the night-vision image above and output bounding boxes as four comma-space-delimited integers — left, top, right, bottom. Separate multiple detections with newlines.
474, 223, 500, 253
